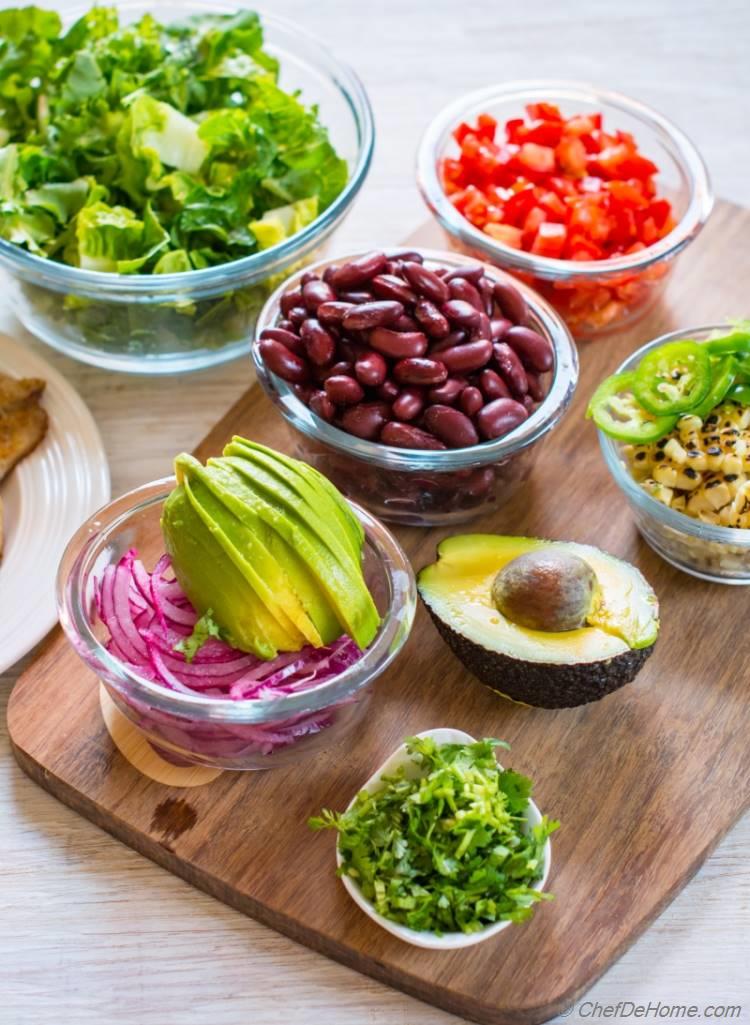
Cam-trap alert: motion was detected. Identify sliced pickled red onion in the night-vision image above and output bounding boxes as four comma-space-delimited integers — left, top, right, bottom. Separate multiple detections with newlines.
95, 548, 364, 701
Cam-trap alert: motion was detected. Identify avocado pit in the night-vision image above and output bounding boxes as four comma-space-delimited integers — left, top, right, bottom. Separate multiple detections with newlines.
491, 549, 598, 633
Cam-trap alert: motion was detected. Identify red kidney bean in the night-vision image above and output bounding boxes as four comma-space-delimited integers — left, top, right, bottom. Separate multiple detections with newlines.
288, 306, 307, 328
330, 252, 387, 289
337, 290, 373, 304
448, 277, 484, 311
492, 280, 529, 326
494, 342, 529, 397
300, 318, 335, 366
402, 262, 450, 304
377, 378, 400, 402
302, 279, 336, 312
370, 274, 417, 305
278, 318, 294, 332
442, 298, 481, 329
428, 377, 466, 405
322, 265, 337, 285
491, 317, 512, 341
478, 275, 495, 316
386, 248, 424, 263
280, 286, 303, 315
381, 421, 446, 450
431, 328, 467, 353
393, 357, 448, 386
354, 351, 388, 388
523, 394, 538, 413
342, 402, 390, 440
309, 389, 335, 422
384, 259, 404, 276
465, 466, 495, 497
342, 300, 403, 331
292, 383, 314, 404
259, 327, 304, 355
324, 360, 354, 379
505, 325, 554, 372
392, 387, 424, 421
258, 339, 309, 384
479, 368, 511, 400
439, 338, 493, 374
301, 271, 319, 285
370, 327, 428, 359
444, 263, 484, 284
476, 397, 529, 440
393, 314, 420, 332
474, 311, 492, 341
414, 299, 450, 339
526, 370, 547, 402
325, 375, 364, 405
317, 300, 354, 326
424, 405, 479, 448
459, 385, 484, 417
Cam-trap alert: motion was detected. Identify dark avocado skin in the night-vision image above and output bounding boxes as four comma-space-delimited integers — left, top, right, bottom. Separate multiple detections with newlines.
424, 604, 655, 709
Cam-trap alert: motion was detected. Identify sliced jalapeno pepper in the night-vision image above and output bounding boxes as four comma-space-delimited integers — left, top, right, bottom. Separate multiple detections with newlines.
632, 340, 711, 415
705, 330, 750, 356
726, 383, 750, 406
587, 372, 678, 443
692, 355, 737, 420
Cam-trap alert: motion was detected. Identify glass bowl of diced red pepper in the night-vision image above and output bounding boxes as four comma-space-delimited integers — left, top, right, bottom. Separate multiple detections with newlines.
417, 81, 713, 339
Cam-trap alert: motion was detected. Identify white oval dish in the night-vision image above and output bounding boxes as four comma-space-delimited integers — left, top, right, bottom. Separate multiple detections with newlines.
336, 727, 552, 950
0, 334, 110, 672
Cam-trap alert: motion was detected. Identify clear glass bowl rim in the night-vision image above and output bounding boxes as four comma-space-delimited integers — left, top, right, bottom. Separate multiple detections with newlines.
57, 477, 417, 724
0, 1, 375, 300
416, 79, 713, 280
252, 247, 579, 471
599, 323, 750, 545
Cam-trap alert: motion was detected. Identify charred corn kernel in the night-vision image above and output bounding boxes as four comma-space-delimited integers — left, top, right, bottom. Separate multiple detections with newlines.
705, 482, 732, 511
681, 415, 703, 435
664, 438, 687, 464
643, 480, 674, 506
624, 400, 750, 527
653, 464, 679, 488
699, 511, 722, 526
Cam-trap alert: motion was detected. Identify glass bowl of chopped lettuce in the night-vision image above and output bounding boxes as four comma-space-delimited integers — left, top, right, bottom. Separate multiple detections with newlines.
0, 3, 374, 373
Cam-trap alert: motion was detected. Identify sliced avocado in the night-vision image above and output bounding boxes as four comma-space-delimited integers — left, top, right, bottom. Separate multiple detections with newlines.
185, 455, 342, 645
176, 455, 323, 648
217, 449, 379, 649
417, 534, 659, 709
225, 438, 363, 565
161, 485, 292, 659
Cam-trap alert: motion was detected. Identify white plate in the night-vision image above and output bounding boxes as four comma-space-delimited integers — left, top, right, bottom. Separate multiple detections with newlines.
337, 728, 552, 949
0, 335, 110, 673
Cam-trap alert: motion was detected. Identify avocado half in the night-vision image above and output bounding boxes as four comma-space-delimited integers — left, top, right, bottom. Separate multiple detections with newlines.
417, 535, 659, 709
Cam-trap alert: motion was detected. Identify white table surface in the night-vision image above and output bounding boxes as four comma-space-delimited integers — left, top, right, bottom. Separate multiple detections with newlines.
2, 1, 749, 1023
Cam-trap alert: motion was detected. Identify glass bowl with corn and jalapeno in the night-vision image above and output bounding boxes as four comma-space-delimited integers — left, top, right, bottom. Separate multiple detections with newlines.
592, 323, 750, 583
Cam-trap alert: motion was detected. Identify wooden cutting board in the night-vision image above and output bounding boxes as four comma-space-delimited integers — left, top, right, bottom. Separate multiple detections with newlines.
9, 201, 750, 1025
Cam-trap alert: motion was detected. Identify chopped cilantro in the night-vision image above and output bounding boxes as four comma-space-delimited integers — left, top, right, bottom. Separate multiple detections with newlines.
310, 736, 559, 935
174, 608, 222, 663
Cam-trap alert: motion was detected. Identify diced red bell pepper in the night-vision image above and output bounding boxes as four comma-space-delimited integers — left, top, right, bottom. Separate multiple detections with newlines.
484, 223, 523, 248
556, 136, 587, 176
531, 222, 567, 258
516, 143, 556, 175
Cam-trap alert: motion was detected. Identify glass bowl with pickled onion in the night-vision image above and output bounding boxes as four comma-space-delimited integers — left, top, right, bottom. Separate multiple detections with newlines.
57, 477, 416, 770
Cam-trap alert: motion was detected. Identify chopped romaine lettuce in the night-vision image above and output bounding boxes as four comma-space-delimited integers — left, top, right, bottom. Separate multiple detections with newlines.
0, 6, 347, 274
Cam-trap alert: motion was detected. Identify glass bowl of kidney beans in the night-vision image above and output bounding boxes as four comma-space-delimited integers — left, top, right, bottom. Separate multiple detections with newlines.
252, 248, 577, 526
417, 81, 713, 340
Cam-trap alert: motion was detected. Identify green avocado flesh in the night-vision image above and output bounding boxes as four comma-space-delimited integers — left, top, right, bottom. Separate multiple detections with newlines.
161, 440, 380, 659
418, 535, 659, 709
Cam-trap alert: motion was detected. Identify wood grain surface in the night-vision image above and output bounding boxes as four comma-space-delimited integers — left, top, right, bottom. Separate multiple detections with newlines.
8, 199, 750, 1024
